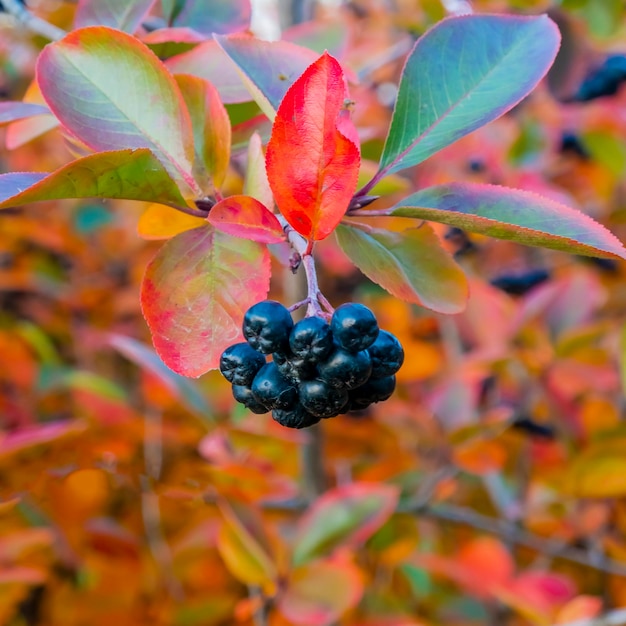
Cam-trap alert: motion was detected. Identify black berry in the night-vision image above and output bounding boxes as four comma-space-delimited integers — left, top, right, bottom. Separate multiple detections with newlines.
318, 348, 372, 390
272, 405, 320, 429
274, 353, 317, 383
299, 379, 349, 418
349, 375, 396, 410
220, 342, 266, 385
243, 300, 293, 354
331, 303, 379, 352
368, 330, 404, 379
289, 316, 334, 362
232, 385, 269, 414
251, 362, 298, 410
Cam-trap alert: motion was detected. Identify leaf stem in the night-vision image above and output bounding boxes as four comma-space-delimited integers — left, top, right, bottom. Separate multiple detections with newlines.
1, 0, 66, 41
167, 202, 211, 219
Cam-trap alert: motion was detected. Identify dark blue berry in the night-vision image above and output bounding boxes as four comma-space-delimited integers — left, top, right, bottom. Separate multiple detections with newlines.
331, 303, 379, 352
318, 348, 372, 390
251, 362, 298, 410
272, 404, 320, 429
368, 330, 404, 379
274, 353, 317, 383
220, 342, 266, 385
243, 300, 293, 354
349, 375, 396, 409
289, 316, 334, 362
299, 379, 349, 418
232, 385, 269, 414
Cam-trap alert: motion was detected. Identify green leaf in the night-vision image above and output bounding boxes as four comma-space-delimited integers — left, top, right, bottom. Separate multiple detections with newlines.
335, 221, 468, 314
141, 224, 271, 377
0, 149, 189, 209
73, 0, 156, 33
171, 0, 250, 35
37, 26, 198, 199
390, 183, 626, 260
292, 483, 399, 566
379, 14, 560, 176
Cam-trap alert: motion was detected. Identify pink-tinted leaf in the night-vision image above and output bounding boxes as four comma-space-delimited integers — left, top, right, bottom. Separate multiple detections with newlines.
0, 421, 87, 458
171, 0, 250, 35
0, 102, 49, 126
37, 26, 198, 198
283, 20, 349, 58
207, 196, 284, 244
278, 559, 363, 626
74, 0, 156, 33
141, 224, 270, 377
166, 40, 251, 104
216, 497, 278, 591
108, 334, 212, 417
335, 221, 468, 314
174, 74, 231, 193
266, 53, 360, 241
0, 149, 188, 209
390, 183, 626, 260
215, 35, 320, 119
142, 27, 205, 58
243, 132, 274, 209
0, 567, 48, 585
293, 483, 399, 566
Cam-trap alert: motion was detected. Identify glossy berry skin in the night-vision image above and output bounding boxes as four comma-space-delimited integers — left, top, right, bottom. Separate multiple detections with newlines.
289, 317, 334, 362
232, 385, 269, 414
251, 362, 297, 410
318, 348, 372, 390
272, 405, 320, 429
243, 300, 293, 354
220, 342, 266, 385
299, 379, 349, 418
349, 375, 396, 410
331, 303, 379, 352
274, 353, 317, 383
368, 330, 404, 379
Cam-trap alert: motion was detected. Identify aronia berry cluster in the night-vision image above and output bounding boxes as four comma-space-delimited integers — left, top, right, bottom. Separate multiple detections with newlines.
219, 301, 404, 429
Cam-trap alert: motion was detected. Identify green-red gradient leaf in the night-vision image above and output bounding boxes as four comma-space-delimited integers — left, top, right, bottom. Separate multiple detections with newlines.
207, 195, 285, 243
266, 53, 360, 241
175, 74, 231, 193
335, 221, 469, 314
36, 26, 198, 198
141, 224, 271, 377
74, 0, 156, 32
278, 559, 363, 626
0, 149, 188, 208
171, 0, 250, 35
379, 14, 560, 176
215, 35, 319, 119
390, 183, 626, 260
0, 102, 49, 126
292, 483, 399, 566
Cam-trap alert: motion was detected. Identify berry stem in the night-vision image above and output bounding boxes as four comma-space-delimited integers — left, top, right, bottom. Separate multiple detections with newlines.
302, 254, 330, 319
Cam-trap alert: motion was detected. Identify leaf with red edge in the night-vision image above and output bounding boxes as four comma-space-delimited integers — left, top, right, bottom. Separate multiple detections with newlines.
207, 196, 285, 244
36, 26, 198, 199
216, 497, 279, 592
74, 0, 156, 32
141, 224, 270, 377
292, 482, 399, 566
0, 102, 49, 126
390, 183, 626, 260
244, 132, 274, 209
141, 27, 205, 58
174, 74, 231, 193
0, 149, 189, 209
335, 221, 468, 314
266, 53, 360, 241
278, 558, 363, 626
215, 35, 320, 119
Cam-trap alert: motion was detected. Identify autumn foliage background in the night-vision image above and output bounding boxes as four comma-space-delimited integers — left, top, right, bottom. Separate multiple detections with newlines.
3, 0, 626, 625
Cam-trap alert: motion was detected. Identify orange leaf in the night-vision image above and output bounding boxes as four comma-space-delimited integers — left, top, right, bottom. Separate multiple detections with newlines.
137, 203, 206, 240
266, 52, 360, 241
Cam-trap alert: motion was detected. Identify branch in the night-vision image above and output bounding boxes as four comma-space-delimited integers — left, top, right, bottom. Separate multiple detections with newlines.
555, 608, 626, 626
1, 0, 66, 41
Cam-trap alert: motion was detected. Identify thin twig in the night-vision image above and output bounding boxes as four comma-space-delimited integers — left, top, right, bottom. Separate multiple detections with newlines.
1, 0, 66, 41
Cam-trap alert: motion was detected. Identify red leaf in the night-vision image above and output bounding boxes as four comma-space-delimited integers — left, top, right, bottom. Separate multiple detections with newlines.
207, 195, 285, 243
266, 52, 360, 241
